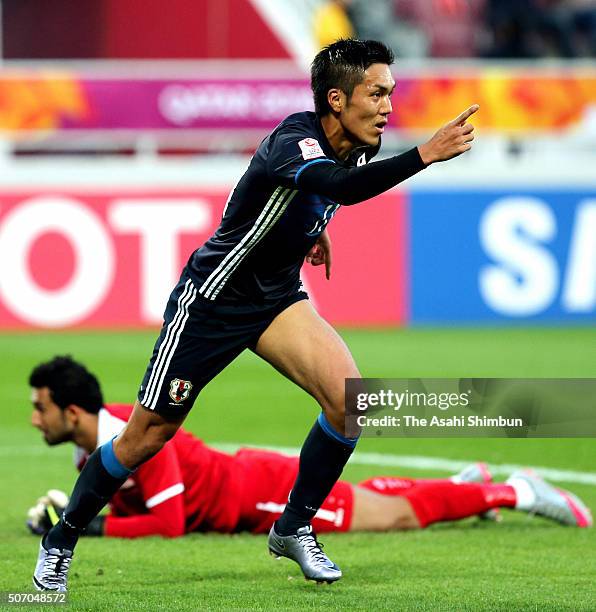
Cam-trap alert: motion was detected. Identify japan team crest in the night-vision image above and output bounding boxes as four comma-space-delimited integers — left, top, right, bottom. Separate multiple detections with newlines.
169, 378, 193, 403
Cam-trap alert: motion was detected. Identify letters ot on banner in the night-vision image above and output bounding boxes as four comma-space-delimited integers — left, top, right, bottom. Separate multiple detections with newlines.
0, 190, 406, 328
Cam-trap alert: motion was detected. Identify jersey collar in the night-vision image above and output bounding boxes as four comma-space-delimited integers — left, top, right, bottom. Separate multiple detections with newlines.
314, 113, 380, 166
97, 407, 127, 448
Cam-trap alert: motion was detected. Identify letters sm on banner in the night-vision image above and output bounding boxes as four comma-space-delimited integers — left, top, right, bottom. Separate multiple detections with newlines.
410, 190, 596, 323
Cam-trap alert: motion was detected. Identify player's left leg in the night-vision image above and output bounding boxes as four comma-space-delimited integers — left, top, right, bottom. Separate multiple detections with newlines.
353, 473, 593, 529
354, 481, 516, 529
350, 486, 421, 531
254, 300, 359, 582
359, 463, 501, 521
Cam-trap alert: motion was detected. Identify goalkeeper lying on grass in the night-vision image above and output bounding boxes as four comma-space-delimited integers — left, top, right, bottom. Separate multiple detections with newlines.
28, 356, 592, 539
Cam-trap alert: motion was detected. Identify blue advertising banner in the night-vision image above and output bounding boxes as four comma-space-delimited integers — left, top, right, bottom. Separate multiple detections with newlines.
409, 190, 596, 323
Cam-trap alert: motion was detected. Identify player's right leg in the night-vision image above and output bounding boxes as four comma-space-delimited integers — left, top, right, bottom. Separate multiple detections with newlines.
33, 274, 198, 591
33, 270, 247, 591
33, 402, 184, 592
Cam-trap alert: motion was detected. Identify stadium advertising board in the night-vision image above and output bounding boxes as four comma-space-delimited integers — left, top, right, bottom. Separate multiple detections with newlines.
2, 188, 594, 329
1, 71, 595, 134
0, 190, 406, 328
410, 190, 596, 323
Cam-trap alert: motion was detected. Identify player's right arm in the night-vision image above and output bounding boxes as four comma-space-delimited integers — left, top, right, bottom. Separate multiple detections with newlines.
296, 147, 425, 205
417, 105, 479, 165
294, 105, 479, 206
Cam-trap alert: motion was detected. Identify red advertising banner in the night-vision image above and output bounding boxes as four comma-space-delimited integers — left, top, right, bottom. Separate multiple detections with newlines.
0, 190, 407, 329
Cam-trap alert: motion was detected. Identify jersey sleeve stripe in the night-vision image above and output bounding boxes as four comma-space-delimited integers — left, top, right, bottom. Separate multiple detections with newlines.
255, 501, 344, 527
294, 158, 335, 184
198, 186, 283, 298
199, 186, 297, 300
145, 483, 185, 509
208, 188, 298, 300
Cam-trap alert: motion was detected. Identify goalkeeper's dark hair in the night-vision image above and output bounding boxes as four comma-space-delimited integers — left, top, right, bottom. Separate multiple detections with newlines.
29, 355, 103, 414
311, 38, 394, 116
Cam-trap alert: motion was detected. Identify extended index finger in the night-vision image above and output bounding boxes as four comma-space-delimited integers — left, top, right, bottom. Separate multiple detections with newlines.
452, 104, 479, 126
324, 245, 332, 280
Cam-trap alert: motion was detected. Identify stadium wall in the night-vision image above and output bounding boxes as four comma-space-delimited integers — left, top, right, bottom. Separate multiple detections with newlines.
0, 159, 594, 329
3, 0, 290, 60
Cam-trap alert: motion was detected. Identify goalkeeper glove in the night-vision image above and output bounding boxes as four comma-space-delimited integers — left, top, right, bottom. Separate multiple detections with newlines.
26, 489, 69, 536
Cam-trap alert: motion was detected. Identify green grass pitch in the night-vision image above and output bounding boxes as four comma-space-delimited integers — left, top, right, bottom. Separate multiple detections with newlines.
0, 328, 595, 611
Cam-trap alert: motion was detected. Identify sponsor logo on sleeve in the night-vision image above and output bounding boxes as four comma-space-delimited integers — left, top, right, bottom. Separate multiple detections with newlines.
298, 138, 326, 161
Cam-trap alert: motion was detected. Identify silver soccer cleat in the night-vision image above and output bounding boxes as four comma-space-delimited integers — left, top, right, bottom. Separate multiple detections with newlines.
451, 462, 493, 486
33, 539, 73, 592
268, 524, 342, 583
452, 462, 501, 522
506, 471, 593, 527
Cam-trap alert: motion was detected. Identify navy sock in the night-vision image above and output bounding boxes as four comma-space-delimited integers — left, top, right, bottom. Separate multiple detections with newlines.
45, 439, 132, 551
275, 413, 358, 536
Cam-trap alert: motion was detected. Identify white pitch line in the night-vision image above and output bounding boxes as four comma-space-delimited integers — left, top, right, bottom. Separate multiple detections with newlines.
3, 442, 596, 486
212, 443, 596, 486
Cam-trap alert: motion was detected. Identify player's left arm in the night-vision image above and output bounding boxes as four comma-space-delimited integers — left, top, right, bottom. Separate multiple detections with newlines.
305, 229, 332, 279
102, 496, 185, 538
297, 147, 425, 205
104, 443, 186, 538
26, 490, 69, 536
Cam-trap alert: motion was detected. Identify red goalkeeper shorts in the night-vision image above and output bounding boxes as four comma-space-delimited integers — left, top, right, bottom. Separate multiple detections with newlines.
233, 448, 354, 534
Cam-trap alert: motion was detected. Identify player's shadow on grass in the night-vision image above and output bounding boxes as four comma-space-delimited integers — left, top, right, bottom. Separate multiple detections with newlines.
427, 517, 562, 532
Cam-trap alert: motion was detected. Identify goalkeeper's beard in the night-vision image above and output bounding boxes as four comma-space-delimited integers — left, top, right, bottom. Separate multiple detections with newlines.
42, 427, 74, 446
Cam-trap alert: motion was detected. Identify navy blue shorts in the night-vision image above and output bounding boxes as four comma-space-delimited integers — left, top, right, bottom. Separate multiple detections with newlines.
138, 269, 308, 417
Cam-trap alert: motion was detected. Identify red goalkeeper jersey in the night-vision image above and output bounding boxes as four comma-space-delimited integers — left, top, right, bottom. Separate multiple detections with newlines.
75, 404, 244, 538
75, 404, 355, 537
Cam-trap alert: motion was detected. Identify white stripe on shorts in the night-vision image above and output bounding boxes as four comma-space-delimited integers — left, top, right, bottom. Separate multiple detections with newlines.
141, 279, 192, 406
141, 279, 197, 410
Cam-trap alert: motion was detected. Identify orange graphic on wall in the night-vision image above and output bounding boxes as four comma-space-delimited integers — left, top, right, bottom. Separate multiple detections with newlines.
0, 72, 89, 132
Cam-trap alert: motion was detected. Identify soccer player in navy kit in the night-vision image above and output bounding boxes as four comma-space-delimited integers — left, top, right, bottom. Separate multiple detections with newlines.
34, 39, 479, 590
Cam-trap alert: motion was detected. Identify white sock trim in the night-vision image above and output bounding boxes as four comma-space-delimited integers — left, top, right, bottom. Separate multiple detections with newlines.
507, 477, 536, 511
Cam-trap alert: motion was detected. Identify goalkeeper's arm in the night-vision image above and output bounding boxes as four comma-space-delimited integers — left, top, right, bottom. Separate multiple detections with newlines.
26, 489, 68, 535
26, 489, 104, 536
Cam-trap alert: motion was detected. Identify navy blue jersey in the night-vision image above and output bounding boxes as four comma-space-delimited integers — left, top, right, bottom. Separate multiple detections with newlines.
186, 111, 379, 304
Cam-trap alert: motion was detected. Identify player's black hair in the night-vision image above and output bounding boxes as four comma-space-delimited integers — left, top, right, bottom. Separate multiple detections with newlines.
29, 355, 103, 414
311, 38, 395, 116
